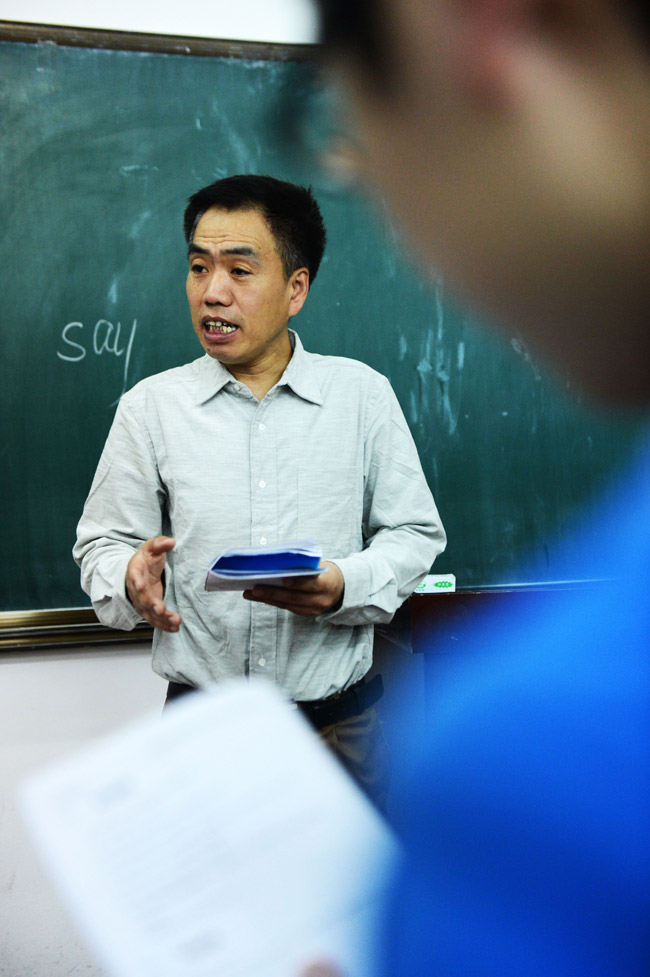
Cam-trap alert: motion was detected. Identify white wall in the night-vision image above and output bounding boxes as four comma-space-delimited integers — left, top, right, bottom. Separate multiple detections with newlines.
0, 643, 165, 977
0, 0, 318, 44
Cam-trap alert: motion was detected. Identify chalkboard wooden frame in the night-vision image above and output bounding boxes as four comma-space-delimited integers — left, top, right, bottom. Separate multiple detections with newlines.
0, 21, 316, 648
0, 609, 153, 649
0, 20, 317, 61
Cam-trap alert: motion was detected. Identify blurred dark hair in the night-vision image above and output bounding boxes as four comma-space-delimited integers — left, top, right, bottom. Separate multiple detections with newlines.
184, 174, 326, 284
316, 0, 387, 85
315, 0, 650, 76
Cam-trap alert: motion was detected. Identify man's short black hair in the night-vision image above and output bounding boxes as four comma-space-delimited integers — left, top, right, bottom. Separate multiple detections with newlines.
184, 174, 327, 284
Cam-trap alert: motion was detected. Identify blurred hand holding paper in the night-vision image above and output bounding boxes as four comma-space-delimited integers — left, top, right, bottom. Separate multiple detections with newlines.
205, 538, 328, 591
19, 680, 396, 977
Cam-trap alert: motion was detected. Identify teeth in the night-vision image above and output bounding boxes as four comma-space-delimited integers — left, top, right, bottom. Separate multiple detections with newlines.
205, 321, 237, 334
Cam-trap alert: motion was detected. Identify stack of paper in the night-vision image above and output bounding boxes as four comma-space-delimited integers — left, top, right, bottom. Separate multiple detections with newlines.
205, 538, 326, 591
19, 680, 397, 977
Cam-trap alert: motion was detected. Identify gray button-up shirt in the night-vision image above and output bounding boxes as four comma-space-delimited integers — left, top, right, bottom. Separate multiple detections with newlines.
74, 331, 446, 700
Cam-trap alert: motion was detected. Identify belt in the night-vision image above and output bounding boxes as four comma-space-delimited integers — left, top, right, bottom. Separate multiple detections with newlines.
165, 673, 384, 730
295, 673, 384, 730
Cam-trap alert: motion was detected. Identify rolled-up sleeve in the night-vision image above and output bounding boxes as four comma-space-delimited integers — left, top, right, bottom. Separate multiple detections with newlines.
73, 397, 167, 630
323, 376, 446, 625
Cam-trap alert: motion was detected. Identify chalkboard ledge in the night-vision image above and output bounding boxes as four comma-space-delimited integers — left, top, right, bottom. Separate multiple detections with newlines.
2, 580, 606, 651
0, 609, 153, 651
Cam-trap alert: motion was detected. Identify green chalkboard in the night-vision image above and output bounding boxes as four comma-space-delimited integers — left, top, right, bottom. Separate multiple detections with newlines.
0, 26, 644, 614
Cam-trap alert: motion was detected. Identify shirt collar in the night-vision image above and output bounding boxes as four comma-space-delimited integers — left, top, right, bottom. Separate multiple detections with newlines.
278, 330, 324, 405
194, 354, 237, 405
194, 329, 324, 406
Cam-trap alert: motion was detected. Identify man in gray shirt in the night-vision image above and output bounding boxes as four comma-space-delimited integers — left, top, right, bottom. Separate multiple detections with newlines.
74, 175, 445, 803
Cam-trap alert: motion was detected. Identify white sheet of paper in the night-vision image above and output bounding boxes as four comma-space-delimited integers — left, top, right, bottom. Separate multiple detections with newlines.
19, 680, 397, 977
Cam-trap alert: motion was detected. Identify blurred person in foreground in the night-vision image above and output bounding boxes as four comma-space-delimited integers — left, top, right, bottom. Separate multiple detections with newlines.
307, 0, 650, 974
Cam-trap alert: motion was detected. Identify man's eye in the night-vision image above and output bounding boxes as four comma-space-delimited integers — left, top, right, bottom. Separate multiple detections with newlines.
190, 263, 208, 274
232, 267, 250, 277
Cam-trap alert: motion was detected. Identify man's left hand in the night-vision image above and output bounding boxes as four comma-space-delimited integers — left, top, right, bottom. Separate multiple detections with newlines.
243, 561, 344, 616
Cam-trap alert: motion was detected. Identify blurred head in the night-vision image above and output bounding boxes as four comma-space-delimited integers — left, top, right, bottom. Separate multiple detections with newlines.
316, 0, 650, 403
184, 174, 327, 284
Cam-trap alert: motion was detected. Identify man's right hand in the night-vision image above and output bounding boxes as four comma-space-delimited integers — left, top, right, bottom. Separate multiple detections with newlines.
126, 536, 182, 632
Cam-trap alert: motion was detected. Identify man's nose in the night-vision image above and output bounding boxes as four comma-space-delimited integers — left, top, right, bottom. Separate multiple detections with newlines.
203, 270, 232, 305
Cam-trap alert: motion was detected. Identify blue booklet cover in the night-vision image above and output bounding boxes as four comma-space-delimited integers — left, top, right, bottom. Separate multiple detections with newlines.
205, 539, 326, 591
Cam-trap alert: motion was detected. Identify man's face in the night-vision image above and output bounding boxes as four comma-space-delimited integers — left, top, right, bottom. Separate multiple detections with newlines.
186, 207, 307, 375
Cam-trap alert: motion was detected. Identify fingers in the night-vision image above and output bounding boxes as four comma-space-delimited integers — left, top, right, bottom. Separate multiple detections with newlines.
137, 599, 182, 633
243, 561, 344, 616
126, 537, 181, 632
146, 535, 177, 556
137, 607, 181, 633
243, 586, 328, 615
129, 593, 182, 632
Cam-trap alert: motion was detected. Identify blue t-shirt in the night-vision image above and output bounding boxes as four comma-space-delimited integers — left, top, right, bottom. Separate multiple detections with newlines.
381, 442, 650, 976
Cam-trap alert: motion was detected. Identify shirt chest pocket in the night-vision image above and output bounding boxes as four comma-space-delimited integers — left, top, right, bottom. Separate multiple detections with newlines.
296, 466, 362, 557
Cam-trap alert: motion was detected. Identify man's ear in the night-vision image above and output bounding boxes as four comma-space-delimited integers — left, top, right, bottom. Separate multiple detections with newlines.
288, 268, 310, 316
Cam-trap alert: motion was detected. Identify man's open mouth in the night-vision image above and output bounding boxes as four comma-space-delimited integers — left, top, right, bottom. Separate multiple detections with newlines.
203, 318, 239, 335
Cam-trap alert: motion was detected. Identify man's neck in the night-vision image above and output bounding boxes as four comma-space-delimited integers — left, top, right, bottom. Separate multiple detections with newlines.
227, 354, 292, 401
226, 328, 295, 400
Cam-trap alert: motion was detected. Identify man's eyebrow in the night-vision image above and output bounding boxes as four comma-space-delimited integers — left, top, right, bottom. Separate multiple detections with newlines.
221, 246, 260, 261
187, 243, 261, 262
188, 242, 210, 259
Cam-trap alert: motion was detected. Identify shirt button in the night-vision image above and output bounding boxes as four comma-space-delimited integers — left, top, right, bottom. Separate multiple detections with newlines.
259, 479, 266, 488
258, 423, 266, 431
259, 537, 267, 545
259, 657, 266, 667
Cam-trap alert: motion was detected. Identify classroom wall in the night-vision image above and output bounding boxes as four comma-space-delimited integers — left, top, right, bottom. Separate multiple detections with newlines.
0, 10, 316, 977
0, 643, 166, 976
0, 0, 318, 43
